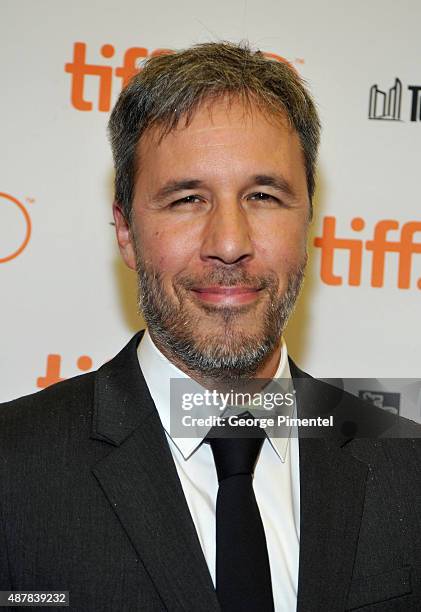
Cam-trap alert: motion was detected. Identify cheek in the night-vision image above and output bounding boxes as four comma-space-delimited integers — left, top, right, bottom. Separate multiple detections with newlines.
138, 223, 197, 274
254, 220, 308, 267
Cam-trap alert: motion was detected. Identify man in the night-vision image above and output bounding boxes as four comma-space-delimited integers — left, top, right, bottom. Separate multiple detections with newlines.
1, 42, 420, 612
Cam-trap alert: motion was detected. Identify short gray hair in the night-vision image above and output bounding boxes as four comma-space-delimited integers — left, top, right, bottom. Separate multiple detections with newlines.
108, 40, 321, 221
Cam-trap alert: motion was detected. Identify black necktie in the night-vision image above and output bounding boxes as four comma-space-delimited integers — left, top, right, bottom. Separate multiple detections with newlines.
207, 419, 275, 611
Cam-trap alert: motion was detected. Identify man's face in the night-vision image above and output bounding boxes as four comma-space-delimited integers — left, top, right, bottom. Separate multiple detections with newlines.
114, 97, 310, 381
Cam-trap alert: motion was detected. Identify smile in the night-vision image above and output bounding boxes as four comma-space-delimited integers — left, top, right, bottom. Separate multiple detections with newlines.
190, 286, 262, 305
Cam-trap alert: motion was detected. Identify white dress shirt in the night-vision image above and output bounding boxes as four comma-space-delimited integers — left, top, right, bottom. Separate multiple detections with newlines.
138, 329, 300, 611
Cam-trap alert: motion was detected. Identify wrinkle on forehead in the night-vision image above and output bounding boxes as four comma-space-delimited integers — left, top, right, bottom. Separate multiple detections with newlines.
139, 93, 293, 155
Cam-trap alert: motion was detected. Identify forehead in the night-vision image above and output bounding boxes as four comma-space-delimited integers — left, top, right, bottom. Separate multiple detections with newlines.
135, 96, 306, 187
140, 93, 293, 143
166, 94, 291, 136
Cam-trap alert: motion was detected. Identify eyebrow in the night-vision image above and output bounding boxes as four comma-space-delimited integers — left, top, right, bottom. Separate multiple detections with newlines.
151, 173, 297, 203
252, 174, 297, 200
153, 179, 205, 203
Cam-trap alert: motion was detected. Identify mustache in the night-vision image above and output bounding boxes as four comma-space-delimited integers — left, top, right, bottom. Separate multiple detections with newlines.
176, 267, 278, 291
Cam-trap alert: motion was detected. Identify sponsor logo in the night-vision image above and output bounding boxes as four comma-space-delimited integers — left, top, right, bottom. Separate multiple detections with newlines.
369, 77, 421, 121
65, 42, 302, 112
359, 390, 400, 415
0, 192, 32, 263
313, 216, 421, 288
37, 354, 93, 389
369, 78, 402, 120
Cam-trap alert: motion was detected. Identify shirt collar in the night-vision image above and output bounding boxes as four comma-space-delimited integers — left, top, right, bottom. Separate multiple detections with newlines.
137, 328, 295, 462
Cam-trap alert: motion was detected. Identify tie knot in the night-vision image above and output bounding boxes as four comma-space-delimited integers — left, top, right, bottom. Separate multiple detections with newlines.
206, 418, 265, 482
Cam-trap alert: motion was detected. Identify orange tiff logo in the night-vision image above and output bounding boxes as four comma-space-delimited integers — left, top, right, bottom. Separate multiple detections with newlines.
314, 217, 421, 289
65, 42, 298, 112
37, 354, 93, 389
0, 192, 32, 263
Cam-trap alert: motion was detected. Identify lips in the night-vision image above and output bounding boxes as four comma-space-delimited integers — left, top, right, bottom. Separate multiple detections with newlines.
193, 286, 259, 294
191, 286, 262, 305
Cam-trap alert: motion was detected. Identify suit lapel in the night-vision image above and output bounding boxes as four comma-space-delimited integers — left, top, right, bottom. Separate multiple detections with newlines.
289, 361, 369, 612
90, 332, 219, 612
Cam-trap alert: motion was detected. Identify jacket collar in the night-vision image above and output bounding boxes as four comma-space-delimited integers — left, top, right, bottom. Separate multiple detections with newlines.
91, 330, 220, 611
91, 330, 149, 446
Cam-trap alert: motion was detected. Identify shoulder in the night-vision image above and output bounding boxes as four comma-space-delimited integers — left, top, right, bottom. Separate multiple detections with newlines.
0, 331, 144, 452
0, 372, 96, 449
0, 369, 96, 414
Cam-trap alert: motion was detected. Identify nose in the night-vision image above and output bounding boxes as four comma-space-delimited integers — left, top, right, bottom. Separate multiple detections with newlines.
200, 198, 254, 265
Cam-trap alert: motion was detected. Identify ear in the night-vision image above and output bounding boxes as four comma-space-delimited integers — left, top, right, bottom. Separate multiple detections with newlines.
113, 202, 136, 270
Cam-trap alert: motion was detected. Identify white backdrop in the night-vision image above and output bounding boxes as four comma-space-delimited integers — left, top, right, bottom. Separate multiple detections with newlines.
1, 0, 420, 420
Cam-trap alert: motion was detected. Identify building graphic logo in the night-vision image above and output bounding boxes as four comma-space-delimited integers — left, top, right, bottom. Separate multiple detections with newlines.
0, 192, 32, 263
369, 78, 402, 120
368, 78, 421, 122
358, 390, 400, 415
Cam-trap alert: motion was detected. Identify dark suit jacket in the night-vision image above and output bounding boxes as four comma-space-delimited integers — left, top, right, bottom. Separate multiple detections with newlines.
0, 331, 420, 611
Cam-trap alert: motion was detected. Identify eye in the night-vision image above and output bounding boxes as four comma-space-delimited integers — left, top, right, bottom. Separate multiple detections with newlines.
170, 195, 203, 208
249, 192, 274, 200
248, 192, 281, 205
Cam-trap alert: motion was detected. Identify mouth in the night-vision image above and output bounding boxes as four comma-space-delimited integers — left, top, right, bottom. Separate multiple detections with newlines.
190, 286, 263, 305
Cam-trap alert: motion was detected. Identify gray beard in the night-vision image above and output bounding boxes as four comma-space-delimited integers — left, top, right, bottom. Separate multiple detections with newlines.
134, 249, 306, 382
